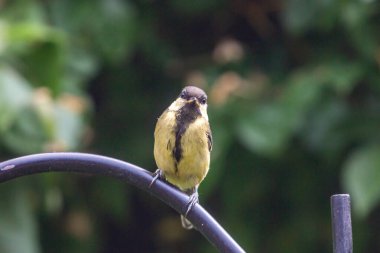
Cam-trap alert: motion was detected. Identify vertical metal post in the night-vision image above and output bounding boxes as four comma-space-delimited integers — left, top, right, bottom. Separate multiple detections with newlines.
331, 194, 353, 253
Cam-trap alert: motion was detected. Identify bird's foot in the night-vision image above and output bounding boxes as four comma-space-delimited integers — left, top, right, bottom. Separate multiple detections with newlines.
149, 169, 163, 188
185, 190, 199, 217
181, 215, 194, 230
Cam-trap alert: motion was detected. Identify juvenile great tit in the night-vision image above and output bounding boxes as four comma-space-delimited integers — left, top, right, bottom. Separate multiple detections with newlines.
151, 86, 212, 229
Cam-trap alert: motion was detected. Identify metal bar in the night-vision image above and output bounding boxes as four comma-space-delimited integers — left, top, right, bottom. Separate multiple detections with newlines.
0, 152, 245, 253
331, 194, 353, 253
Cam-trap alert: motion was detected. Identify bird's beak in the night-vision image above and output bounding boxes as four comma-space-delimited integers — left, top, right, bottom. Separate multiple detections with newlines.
188, 97, 199, 106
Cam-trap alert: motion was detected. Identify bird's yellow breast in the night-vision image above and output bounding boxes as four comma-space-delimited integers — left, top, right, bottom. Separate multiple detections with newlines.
153, 109, 177, 176
154, 109, 210, 191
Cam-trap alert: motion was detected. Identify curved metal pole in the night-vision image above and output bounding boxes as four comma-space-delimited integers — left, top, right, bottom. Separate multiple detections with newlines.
331, 194, 353, 253
0, 153, 245, 253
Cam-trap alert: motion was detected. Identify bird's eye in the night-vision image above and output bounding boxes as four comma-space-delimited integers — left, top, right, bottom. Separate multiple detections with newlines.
180, 91, 186, 99
200, 97, 207, 104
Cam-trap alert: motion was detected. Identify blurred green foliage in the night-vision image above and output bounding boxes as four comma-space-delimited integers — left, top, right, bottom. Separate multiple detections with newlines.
1, 0, 380, 252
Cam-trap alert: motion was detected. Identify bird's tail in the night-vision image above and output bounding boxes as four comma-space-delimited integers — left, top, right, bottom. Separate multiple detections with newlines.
181, 215, 194, 230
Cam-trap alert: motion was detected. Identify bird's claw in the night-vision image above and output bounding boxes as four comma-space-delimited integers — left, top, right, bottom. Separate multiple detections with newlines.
149, 169, 162, 188
185, 191, 199, 217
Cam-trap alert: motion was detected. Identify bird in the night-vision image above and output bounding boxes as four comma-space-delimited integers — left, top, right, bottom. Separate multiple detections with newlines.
151, 86, 212, 229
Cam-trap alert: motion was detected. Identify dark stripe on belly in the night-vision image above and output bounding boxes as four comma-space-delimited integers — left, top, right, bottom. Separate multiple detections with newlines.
173, 102, 201, 164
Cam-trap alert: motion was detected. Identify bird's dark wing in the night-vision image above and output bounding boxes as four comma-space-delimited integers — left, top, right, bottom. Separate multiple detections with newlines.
206, 127, 213, 152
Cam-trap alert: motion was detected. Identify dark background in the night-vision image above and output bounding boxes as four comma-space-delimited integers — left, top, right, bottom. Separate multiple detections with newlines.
1, 0, 380, 252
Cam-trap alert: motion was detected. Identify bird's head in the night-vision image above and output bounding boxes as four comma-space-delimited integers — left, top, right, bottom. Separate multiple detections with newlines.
169, 86, 209, 119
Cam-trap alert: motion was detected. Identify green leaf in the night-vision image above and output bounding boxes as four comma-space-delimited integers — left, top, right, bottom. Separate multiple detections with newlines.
236, 104, 293, 156
236, 69, 323, 156
95, 0, 137, 62
2, 108, 47, 154
21, 39, 65, 95
281, 69, 322, 111
323, 61, 363, 95
4, 22, 66, 94
343, 145, 380, 217
0, 66, 33, 132
49, 0, 137, 63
